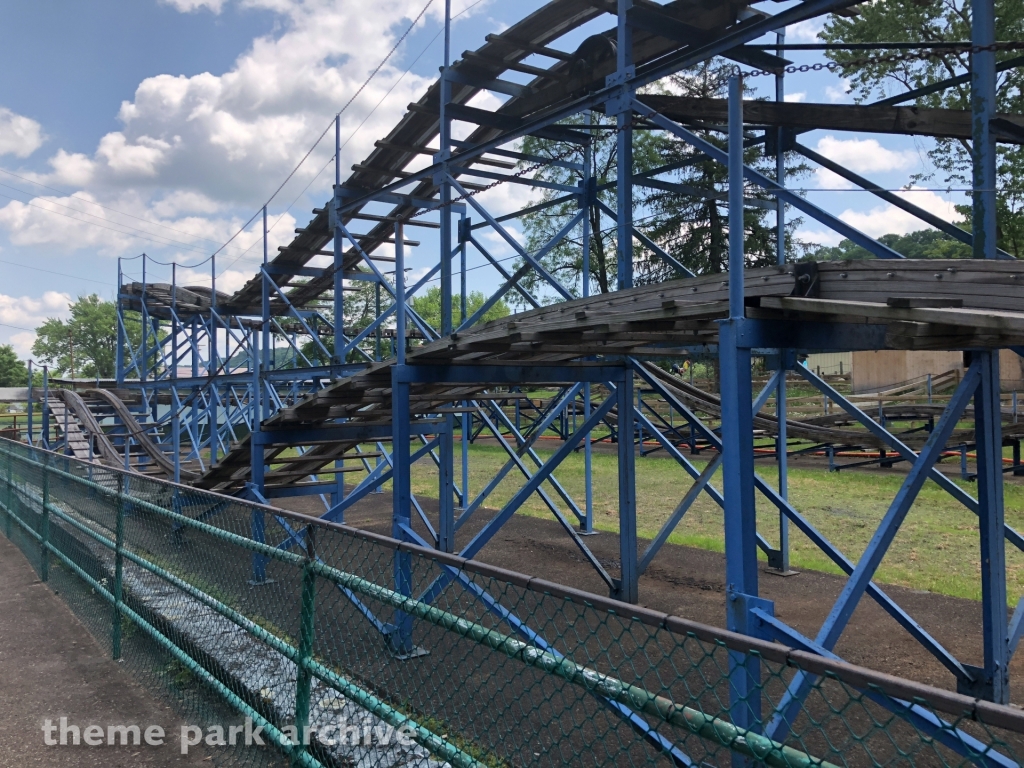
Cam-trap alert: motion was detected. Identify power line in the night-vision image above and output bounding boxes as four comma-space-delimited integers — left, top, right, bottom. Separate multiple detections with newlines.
0, 258, 110, 287
0, 190, 227, 253
0, 184, 215, 254
210, 0, 436, 263
0, 321, 35, 332
217, 0, 488, 278
0, 168, 235, 250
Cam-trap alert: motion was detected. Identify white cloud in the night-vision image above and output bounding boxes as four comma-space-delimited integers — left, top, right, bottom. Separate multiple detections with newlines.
811, 135, 919, 188
787, 18, 823, 43
825, 78, 852, 103
0, 189, 296, 260
0, 291, 72, 356
96, 133, 175, 177
0, 107, 44, 158
160, 0, 227, 12
796, 228, 843, 248
0, 0, 459, 262
837, 188, 962, 238
784, 92, 806, 103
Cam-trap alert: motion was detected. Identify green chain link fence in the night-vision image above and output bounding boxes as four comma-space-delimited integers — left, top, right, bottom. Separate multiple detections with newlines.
2, 434, 1024, 767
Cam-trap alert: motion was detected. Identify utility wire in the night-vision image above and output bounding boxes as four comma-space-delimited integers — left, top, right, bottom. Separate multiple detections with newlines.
0, 321, 36, 332
0, 258, 110, 287
0, 168, 237, 250
0, 184, 215, 255
217, 0, 487, 278
210, 0, 436, 262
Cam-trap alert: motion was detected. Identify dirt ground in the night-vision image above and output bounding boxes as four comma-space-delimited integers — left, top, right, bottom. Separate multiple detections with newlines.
0, 534, 214, 767
279, 482, 1024, 703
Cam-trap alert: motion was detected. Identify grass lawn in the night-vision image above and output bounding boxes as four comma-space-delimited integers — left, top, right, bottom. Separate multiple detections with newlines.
397, 441, 1024, 603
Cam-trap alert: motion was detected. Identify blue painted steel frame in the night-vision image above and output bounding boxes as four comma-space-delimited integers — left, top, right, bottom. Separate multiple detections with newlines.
110, 5, 1022, 757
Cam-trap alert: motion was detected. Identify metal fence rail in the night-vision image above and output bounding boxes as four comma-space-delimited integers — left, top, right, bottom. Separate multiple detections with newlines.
1, 435, 1022, 767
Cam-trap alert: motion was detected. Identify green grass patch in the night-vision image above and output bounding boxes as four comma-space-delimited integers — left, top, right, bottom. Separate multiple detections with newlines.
392, 442, 1024, 603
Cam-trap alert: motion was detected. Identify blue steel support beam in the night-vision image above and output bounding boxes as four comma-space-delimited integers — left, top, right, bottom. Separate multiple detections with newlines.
975, 351, 1009, 702
333, 115, 345, 366
768, 365, 982, 738
794, 364, 1024, 553
774, 33, 791, 573
755, 609, 1018, 768
721, 78, 764, 748
616, 371, 638, 602
614, 0, 634, 291
632, 100, 906, 261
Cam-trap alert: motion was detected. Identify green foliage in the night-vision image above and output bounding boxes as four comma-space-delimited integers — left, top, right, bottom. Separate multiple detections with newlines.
0, 345, 28, 387
821, 0, 1024, 256
298, 280, 386, 366
518, 111, 669, 298
32, 295, 140, 379
408, 285, 510, 331
806, 228, 973, 261
518, 61, 810, 293
644, 63, 812, 275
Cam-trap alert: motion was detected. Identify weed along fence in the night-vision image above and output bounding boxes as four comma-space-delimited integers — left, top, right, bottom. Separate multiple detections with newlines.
3, 436, 1024, 767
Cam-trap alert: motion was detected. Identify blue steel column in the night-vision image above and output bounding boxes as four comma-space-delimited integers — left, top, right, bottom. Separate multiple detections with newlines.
773, 33, 790, 574
972, 0, 1008, 703
26, 361, 33, 445
250, 325, 267, 584
616, 372, 638, 603
390, 219, 413, 653
115, 258, 125, 388
437, 0, 456, 552
41, 366, 49, 449
261, 207, 270, 421
171, 263, 181, 484
209, 255, 218, 466
333, 114, 345, 367
721, 75, 763, 747
459, 212, 469, 513
614, 0, 634, 290
581, 111, 595, 534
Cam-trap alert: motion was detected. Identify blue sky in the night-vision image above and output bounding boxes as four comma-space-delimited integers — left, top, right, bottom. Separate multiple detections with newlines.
0, 0, 961, 357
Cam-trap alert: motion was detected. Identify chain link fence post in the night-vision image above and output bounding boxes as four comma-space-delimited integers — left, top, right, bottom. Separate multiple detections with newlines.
4, 441, 12, 538
39, 450, 49, 582
112, 472, 128, 660
293, 525, 317, 766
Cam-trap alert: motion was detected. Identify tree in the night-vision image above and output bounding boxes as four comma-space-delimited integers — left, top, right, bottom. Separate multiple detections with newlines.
807, 228, 973, 261
409, 286, 510, 331
821, 0, 1024, 256
517, 60, 809, 294
644, 62, 811, 275
298, 280, 382, 366
0, 345, 27, 387
517, 111, 669, 298
32, 295, 130, 379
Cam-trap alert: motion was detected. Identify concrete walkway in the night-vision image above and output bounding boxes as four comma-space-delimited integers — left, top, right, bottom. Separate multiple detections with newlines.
0, 533, 212, 767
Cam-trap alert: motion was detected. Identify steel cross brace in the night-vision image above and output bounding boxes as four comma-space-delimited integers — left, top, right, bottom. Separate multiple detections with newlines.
768, 362, 984, 735
632, 359, 972, 682
395, 522, 693, 766
631, 100, 906, 261
335, 221, 439, 343
414, 392, 620, 609
464, 397, 616, 591
290, 438, 445, 532
448, 174, 577, 302
754, 609, 1016, 768
594, 199, 694, 278
634, 372, 783, 576
243, 484, 388, 634
466, 387, 588, 526
795, 364, 1024, 553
